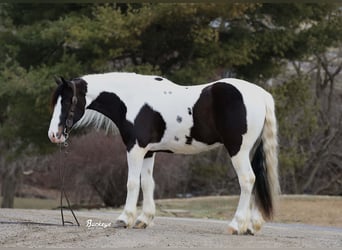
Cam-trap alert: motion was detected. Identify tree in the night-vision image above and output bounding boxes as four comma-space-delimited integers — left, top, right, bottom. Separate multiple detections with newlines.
0, 3, 341, 208
0, 5, 84, 207
0, 65, 57, 207
274, 47, 342, 194
268, 5, 342, 194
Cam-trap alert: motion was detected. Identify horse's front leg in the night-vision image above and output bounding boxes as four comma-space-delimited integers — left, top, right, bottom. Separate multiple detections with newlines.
115, 145, 146, 228
133, 153, 156, 229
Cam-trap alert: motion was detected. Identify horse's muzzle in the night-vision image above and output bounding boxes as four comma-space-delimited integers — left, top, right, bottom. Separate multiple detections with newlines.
48, 126, 66, 144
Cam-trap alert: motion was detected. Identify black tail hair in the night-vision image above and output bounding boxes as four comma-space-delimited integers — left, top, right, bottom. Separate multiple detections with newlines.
251, 140, 273, 220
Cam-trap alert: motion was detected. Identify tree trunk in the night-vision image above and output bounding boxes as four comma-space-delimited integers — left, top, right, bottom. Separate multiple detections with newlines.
1, 162, 21, 208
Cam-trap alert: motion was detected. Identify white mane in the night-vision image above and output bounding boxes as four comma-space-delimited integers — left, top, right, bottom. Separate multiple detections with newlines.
74, 109, 119, 135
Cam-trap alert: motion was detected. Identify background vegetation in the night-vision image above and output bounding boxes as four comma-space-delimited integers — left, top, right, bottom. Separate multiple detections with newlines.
0, 3, 341, 208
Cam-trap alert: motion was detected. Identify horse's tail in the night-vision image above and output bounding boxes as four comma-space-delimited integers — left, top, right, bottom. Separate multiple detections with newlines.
252, 92, 280, 220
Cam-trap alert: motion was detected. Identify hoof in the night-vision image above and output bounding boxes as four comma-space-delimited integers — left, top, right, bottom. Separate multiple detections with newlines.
227, 226, 238, 235
228, 227, 254, 236
252, 222, 262, 232
133, 220, 147, 229
243, 229, 254, 236
113, 220, 128, 228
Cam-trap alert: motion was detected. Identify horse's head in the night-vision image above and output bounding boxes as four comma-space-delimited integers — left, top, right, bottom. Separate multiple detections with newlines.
48, 76, 87, 143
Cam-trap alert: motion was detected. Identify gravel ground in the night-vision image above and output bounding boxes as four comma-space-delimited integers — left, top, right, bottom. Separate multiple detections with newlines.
0, 209, 341, 248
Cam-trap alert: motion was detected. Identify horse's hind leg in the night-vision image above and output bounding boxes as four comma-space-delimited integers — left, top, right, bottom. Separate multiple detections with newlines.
133, 153, 156, 229
228, 150, 256, 235
249, 195, 265, 233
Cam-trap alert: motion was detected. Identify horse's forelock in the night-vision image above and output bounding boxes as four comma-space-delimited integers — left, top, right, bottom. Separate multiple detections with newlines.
50, 84, 63, 111
73, 78, 88, 95
50, 78, 87, 110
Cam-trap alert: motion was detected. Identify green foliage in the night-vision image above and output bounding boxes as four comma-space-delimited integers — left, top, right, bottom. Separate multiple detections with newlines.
271, 76, 318, 172
237, 4, 342, 80
0, 64, 54, 156
0, 3, 341, 197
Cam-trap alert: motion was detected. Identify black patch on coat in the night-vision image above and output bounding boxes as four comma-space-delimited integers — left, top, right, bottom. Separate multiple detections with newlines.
145, 149, 173, 158
88, 95, 166, 151
187, 107, 192, 115
185, 136, 193, 145
134, 104, 166, 148
190, 82, 247, 157
189, 86, 220, 146
144, 151, 155, 158
88, 95, 167, 152
176, 115, 182, 123
87, 92, 136, 151
174, 136, 179, 141
154, 77, 163, 81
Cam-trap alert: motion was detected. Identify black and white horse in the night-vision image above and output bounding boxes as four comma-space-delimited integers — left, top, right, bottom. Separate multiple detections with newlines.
48, 72, 279, 235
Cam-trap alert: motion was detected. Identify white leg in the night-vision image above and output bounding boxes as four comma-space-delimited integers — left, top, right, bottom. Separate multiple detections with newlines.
228, 151, 255, 235
249, 196, 265, 233
115, 145, 146, 228
134, 153, 156, 229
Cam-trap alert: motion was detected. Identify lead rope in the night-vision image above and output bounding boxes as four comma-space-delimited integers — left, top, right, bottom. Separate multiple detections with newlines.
59, 132, 80, 227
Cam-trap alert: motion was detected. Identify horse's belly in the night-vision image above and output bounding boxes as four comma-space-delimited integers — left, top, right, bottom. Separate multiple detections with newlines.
149, 139, 222, 155
171, 141, 222, 154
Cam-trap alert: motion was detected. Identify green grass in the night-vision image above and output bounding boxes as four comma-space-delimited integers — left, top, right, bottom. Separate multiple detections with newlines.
0, 197, 59, 210
2, 195, 341, 227
155, 195, 342, 227
0, 195, 239, 219
155, 196, 239, 220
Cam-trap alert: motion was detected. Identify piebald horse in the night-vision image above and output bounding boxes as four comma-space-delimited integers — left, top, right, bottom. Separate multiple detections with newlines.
48, 72, 279, 235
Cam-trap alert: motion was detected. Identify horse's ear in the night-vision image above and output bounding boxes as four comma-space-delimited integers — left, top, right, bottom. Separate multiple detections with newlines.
54, 76, 63, 86
60, 76, 68, 85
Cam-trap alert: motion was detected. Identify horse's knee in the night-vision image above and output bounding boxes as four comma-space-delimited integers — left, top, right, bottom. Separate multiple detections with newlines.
232, 153, 255, 193
239, 172, 255, 193
141, 172, 154, 188
141, 175, 155, 212
127, 178, 140, 191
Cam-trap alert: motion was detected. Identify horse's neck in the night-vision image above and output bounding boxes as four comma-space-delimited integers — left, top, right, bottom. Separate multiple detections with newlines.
83, 84, 126, 131
85, 79, 139, 104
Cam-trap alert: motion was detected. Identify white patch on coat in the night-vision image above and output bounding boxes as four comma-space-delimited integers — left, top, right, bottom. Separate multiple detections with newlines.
77, 73, 271, 155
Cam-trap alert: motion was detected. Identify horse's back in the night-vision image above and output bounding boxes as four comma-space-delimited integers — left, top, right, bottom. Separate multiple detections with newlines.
150, 78, 269, 156
82, 73, 269, 156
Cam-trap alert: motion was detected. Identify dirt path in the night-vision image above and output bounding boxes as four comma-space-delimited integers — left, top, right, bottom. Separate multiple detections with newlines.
0, 209, 341, 248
